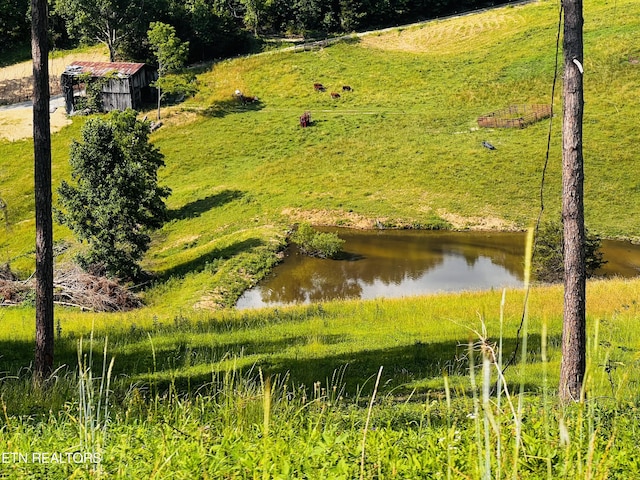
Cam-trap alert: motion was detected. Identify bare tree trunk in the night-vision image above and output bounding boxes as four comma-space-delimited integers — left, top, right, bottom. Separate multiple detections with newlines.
157, 86, 162, 121
32, 0, 55, 381
559, 0, 586, 403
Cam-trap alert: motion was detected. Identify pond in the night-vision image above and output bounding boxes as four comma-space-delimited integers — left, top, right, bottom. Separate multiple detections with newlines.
236, 229, 640, 309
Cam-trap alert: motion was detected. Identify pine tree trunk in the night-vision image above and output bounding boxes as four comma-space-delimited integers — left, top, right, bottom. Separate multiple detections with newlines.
32, 0, 54, 381
559, 0, 586, 403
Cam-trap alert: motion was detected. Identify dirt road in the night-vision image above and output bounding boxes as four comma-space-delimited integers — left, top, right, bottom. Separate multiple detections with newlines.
0, 95, 70, 141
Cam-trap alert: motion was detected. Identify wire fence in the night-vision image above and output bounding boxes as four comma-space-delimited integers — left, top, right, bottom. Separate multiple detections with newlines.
477, 104, 552, 129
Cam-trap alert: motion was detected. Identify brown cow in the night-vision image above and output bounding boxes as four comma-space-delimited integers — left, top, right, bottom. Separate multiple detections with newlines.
238, 95, 258, 104
314, 83, 326, 92
300, 111, 311, 127
330, 92, 341, 99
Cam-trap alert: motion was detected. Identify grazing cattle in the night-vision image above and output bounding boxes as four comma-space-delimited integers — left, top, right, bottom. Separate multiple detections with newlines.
314, 83, 326, 92
300, 111, 311, 127
330, 92, 341, 99
342, 85, 352, 91
233, 90, 258, 104
482, 141, 496, 150
237, 94, 258, 104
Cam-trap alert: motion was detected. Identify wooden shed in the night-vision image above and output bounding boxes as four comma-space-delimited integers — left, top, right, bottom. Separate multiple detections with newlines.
61, 61, 157, 114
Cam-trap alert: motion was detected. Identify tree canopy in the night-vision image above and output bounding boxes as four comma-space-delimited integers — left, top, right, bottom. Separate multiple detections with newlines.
147, 22, 190, 119
56, 109, 171, 280
2, 0, 516, 64
53, 0, 145, 61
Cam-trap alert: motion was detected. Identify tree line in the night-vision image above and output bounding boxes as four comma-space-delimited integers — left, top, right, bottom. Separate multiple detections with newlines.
1, 0, 514, 64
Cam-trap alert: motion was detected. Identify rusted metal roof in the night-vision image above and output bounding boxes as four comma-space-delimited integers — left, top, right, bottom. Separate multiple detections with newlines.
62, 61, 148, 78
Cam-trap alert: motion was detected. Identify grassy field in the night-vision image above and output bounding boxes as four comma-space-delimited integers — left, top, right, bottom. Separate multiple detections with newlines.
1, 0, 640, 476
2, 0, 640, 312
1, 278, 640, 477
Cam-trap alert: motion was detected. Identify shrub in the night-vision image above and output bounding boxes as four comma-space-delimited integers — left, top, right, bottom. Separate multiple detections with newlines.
533, 221, 606, 283
291, 223, 345, 259
56, 109, 171, 280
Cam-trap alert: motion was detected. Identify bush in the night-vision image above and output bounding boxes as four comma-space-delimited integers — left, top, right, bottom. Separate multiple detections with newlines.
533, 221, 606, 283
291, 223, 344, 259
56, 109, 171, 280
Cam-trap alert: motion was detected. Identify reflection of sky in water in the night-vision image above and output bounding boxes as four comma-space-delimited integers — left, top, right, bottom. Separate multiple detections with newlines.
237, 252, 521, 309
236, 230, 640, 310
358, 256, 520, 299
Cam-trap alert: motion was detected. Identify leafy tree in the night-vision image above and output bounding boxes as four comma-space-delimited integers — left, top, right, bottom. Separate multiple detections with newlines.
533, 221, 605, 284
292, 0, 325, 33
0, 0, 30, 54
53, 0, 145, 61
147, 21, 189, 120
337, 0, 368, 31
56, 109, 171, 280
238, 0, 272, 35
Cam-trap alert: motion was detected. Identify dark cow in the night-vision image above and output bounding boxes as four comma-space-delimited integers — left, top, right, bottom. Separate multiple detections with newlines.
237, 94, 258, 104
330, 92, 341, 99
314, 83, 326, 92
233, 89, 258, 104
300, 111, 311, 127
342, 85, 352, 91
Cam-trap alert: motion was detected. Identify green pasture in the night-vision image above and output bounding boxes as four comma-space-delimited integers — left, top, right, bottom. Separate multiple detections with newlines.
1, 0, 640, 311
1, 278, 640, 477
1, 0, 640, 475
1, 277, 639, 400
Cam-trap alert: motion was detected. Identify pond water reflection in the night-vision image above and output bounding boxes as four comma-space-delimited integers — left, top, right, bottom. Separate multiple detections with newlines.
236, 229, 640, 309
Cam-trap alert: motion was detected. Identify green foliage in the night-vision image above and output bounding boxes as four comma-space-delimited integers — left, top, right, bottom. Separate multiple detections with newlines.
73, 72, 116, 113
148, 22, 190, 116
53, 0, 146, 61
238, 0, 273, 35
291, 223, 345, 258
153, 73, 198, 102
56, 109, 171, 279
2, 0, 640, 309
0, 0, 29, 55
147, 22, 189, 76
533, 221, 606, 283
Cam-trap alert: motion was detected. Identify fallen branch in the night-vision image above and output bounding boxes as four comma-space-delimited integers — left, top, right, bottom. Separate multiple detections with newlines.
0, 264, 142, 312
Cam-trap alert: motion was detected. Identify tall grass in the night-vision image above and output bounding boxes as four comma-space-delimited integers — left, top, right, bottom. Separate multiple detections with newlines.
75, 333, 114, 459
0, 302, 640, 479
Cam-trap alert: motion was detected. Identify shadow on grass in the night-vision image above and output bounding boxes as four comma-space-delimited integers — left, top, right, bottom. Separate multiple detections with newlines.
246, 333, 552, 397
0, 328, 558, 416
103, 334, 351, 380
159, 237, 265, 280
169, 189, 244, 221
200, 97, 265, 118
92, 317, 553, 398
107, 331, 555, 401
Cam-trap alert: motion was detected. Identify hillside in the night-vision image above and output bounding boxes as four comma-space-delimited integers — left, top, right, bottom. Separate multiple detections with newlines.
0, 0, 639, 312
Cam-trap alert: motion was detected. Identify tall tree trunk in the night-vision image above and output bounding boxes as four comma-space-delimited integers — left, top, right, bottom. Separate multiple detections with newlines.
559, 0, 586, 403
32, 0, 54, 381
157, 86, 162, 120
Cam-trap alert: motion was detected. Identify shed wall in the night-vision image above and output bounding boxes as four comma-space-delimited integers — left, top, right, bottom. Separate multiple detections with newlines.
61, 64, 157, 113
